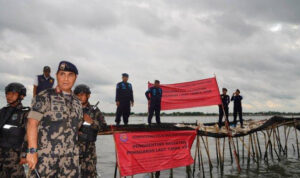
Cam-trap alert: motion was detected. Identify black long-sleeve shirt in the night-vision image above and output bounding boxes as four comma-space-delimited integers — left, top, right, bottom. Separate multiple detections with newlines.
220, 94, 230, 108
145, 87, 162, 105
231, 95, 243, 110
115, 82, 134, 103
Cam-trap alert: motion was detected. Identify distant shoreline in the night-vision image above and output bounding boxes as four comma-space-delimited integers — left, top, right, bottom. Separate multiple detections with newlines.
102, 112, 300, 117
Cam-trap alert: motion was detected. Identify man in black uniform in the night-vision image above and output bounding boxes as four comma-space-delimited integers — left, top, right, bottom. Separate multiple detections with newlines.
145, 80, 163, 125
33, 66, 55, 96
218, 88, 230, 128
231, 89, 244, 128
115, 73, 134, 126
0, 83, 29, 177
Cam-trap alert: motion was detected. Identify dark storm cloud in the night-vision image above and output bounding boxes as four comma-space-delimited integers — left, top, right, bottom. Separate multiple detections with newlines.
0, 0, 299, 112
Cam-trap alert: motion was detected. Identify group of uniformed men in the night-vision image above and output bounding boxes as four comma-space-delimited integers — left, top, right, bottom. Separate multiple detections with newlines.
0, 60, 243, 178
0, 61, 163, 178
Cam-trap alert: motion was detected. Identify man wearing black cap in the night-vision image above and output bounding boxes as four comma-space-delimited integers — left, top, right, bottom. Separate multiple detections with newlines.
218, 88, 230, 128
115, 73, 134, 126
33, 66, 55, 97
26, 61, 83, 177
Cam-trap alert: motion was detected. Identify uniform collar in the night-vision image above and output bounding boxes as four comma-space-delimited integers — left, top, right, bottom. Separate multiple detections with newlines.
7, 103, 23, 109
43, 74, 51, 80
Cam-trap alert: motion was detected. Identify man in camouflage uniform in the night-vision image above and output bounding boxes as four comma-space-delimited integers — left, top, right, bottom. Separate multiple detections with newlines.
26, 61, 83, 177
0, 83, 29, 178
74, 84, 107, 178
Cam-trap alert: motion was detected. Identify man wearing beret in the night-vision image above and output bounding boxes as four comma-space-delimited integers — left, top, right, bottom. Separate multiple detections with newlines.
115, 73, 134, 126
26, 61, 83, 177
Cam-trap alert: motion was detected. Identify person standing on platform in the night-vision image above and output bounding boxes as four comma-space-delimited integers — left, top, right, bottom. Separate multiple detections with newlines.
26, 61, 83, 177
33, 66, 55, 97
218, 88, 230, 128
145, 80, 162, 125
231, 89, 244, 128
115, 73, 134, 126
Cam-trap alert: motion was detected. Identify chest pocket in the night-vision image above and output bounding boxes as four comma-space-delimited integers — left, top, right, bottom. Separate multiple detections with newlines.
50, 96, 68, 121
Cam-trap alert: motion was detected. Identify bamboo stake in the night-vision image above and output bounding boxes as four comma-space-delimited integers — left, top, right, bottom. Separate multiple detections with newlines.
276, 127, 284, 154
200, 136, 213, 171
272, 129, 281, 161
193, 135, 199, 177
215, 138, 219, 166
155, 171, 160, 178
294, 122, 300, 159
225, 125, 241, 172
262, 131, 268, 162
253, 134, 259, 163
242, 136, 245, 163
198, 135, 205, 178
228, 137, 233, 164
255, 132, 262, 159
236, 137, 240, 162
247, 135, 251, 166
250, 134, 256, 162
285, 127, 291, 157
284, 126, 287, 155
169, 169, 173, 178
221, 137, 226, 172
274, 128, 284, 154
217, 138, 222, 168
186, 165, 192, 178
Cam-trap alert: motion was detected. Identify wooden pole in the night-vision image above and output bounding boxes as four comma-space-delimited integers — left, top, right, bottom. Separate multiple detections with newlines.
255, 132, 262, 159
186, 165, 192, 178
236, 137, 240, 162
221, 137, 226, 172
198, 135, 205, 178
294, 121, 300, 159
228, 137, 233, 164
242, 136, 245, 163
193, 135, 199, 177
250, 134, 255, 162
253, 134, 259, 163
247, 135, 251, 166
200, 136, 213, 171
215, 138, 220, 166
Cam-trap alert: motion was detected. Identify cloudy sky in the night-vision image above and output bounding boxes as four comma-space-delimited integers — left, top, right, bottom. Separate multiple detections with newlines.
0, 0, 299, 113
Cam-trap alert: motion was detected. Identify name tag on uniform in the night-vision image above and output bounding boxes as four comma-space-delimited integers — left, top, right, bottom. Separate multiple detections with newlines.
3, 124, 17, 129
83, 121, 91, 126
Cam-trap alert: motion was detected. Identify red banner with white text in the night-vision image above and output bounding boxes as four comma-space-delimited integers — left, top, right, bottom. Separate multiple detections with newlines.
114, 130, 197, 176
148, 77, 222, 110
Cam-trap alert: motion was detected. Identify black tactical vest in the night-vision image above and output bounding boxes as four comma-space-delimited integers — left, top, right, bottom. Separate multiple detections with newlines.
0, 106, 29, 149
78, 107, 98, 142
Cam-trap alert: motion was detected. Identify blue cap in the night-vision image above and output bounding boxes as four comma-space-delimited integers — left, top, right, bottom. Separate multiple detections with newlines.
122, 73, 129, 77
57, 61, 78, 75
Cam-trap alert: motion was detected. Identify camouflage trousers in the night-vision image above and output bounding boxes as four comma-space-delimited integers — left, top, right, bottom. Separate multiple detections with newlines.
30, 154, 80, 178
79, 142, 97, 178
0, 147, 26, 178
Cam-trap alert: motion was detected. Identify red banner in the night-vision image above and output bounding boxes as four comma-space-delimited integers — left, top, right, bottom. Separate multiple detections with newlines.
149, 77, 222, 110
114, 130, 196, 176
